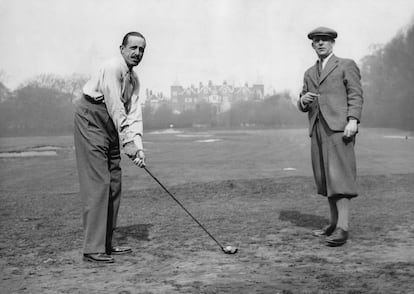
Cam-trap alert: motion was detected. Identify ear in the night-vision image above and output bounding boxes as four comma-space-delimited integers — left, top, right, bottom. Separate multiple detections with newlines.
311, 42, 316, 49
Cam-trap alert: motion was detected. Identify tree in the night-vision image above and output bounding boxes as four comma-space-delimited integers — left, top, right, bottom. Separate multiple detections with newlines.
0, 84, 74, 136
0, 81, 10, 102
152, 104, 174, 129
221, 92, 306, 128
20, 73, 89, 102
361, 21, 414, 130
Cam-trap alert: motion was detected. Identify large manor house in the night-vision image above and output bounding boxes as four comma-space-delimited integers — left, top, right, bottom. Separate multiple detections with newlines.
146, 80, 265, 114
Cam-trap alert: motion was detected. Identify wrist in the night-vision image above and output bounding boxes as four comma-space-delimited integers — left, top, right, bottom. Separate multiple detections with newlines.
347, 116, 358, 122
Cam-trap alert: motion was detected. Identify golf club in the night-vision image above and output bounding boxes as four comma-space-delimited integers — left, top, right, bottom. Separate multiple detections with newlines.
143, 166, 238, 254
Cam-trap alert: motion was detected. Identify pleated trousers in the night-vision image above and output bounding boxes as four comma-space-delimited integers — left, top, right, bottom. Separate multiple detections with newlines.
73, 96, 122, 254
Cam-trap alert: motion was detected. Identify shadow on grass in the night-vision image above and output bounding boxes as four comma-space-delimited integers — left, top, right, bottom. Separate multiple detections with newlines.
279, 210, 328, 229
115, 224, 153, 241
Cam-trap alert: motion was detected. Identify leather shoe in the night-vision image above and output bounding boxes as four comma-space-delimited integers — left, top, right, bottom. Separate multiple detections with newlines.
83, 253, 114, 263
325, 228, 348, 247
109, 246, 132, 255
312, 224, 336, 237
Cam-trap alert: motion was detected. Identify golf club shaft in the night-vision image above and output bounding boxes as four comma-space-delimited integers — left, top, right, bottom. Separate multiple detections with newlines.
143, 167, 224, 249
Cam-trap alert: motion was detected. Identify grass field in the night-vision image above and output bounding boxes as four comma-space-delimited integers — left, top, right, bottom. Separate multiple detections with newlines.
1, 127, 413, 293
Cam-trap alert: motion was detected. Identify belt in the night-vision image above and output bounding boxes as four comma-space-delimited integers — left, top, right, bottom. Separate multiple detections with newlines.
83, 94, 104, 104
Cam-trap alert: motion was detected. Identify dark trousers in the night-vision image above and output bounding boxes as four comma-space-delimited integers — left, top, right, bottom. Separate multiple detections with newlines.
73, 96, 122, 254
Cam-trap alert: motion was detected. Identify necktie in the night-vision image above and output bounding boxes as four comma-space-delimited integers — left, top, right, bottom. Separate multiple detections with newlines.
317, 59, 323, 78
123, 71, 134, 112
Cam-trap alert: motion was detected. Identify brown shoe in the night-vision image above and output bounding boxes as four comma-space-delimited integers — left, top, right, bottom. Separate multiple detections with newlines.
83, 253, 115, 263
325, 228, 348, 247
110, 246, 132, 255
312, 224, 336, 237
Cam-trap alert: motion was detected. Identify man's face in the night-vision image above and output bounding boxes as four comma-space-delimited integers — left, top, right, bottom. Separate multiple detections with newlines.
120, 36, 146, 68
311, 36, 334, 59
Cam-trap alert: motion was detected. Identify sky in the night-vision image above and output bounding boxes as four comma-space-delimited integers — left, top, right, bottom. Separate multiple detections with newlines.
1, 0, 414, 97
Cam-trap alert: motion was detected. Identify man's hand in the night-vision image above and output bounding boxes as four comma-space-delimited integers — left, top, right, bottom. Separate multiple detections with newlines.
343, 119, 358, 138
301, 92, 319, 106
124, 142, 138, 158
133, 150, 146, 168
124, 142, 146, 167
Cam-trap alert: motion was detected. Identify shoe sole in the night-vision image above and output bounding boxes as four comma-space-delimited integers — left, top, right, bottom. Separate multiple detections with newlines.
325, 240, 347, 247
83, 256, 115, 263
312, 231, 330, 237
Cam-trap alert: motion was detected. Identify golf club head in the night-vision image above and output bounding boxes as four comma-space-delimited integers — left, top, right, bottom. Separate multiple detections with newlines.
222, 245, 238, 254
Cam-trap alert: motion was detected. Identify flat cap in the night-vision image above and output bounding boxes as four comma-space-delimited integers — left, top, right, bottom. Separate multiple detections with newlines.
307, 27, 338, 40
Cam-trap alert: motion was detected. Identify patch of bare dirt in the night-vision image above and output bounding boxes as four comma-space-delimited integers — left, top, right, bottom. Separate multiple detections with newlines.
1, 174, 414, 293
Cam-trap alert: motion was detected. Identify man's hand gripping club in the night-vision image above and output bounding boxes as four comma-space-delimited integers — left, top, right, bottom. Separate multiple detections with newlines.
124, 142, 146, 167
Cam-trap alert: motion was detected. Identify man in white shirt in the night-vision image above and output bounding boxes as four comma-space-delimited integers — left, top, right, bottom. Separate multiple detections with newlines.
298, 27, 364, 247
74, 31, 146, 263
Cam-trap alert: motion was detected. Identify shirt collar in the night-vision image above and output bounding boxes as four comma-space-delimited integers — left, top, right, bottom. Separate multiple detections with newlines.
319, 53, 334, 69
118, 55, 134, 75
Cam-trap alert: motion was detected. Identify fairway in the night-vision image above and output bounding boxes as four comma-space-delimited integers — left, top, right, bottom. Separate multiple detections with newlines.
1, 128, 413, 293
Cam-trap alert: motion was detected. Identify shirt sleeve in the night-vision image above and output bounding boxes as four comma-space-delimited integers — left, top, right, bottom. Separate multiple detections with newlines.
125, 93, 144, 150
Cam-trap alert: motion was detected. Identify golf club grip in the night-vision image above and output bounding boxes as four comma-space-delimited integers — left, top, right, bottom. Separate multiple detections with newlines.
143, 167, 224, 249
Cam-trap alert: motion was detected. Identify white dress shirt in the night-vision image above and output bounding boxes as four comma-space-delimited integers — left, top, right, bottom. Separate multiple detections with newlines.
83, 56, 143, 149
320, 53, 333, 70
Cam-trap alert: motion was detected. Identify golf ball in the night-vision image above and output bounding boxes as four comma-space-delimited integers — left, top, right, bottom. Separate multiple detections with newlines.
225, 246, 233, 251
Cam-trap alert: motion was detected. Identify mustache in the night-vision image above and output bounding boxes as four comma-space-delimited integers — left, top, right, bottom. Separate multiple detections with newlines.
131, 56, 141, 60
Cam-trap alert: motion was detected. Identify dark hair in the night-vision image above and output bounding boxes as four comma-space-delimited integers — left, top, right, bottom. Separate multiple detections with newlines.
122, 32, 146, 46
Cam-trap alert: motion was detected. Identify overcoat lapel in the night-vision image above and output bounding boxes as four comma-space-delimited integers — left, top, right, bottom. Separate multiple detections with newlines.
319, 55, 339, 85
309, 62, 319, 86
